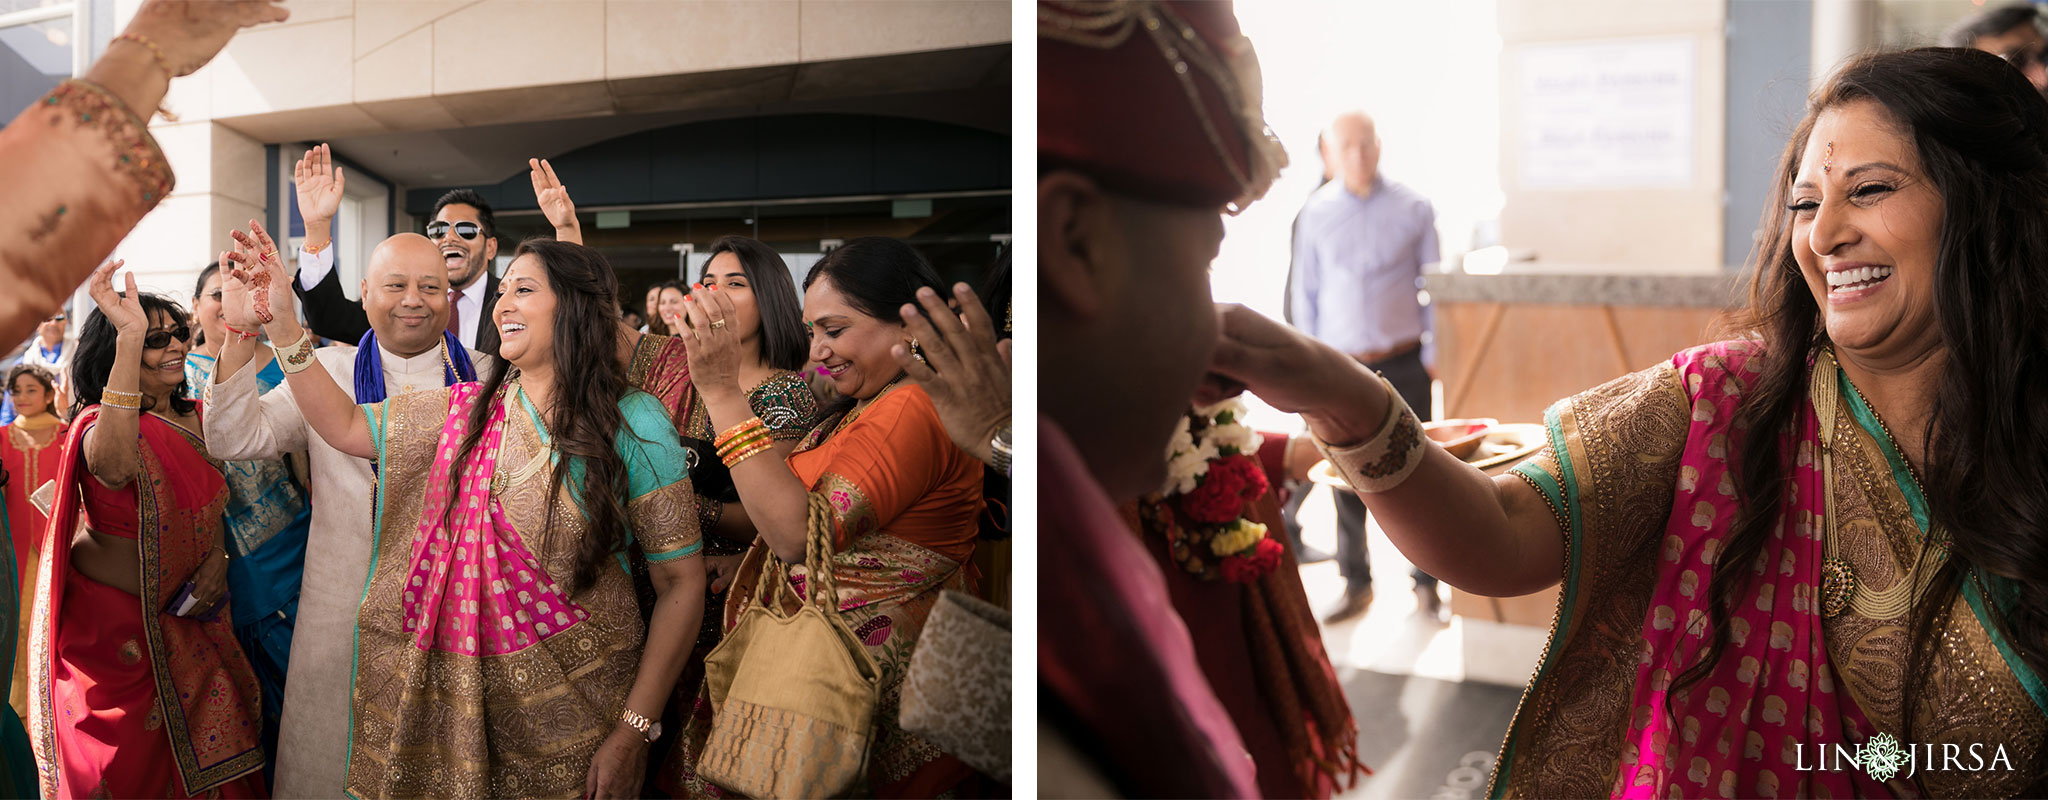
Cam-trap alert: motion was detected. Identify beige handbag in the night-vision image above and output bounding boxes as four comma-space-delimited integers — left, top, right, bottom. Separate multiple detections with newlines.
898, 590, 1012, 782
698, 493, 882, 798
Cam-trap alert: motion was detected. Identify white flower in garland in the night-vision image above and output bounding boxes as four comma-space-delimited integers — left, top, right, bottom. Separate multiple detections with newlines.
1197, 398, 1263, 456
1162, 399, 1260, 496
1162, 416, 1210, 496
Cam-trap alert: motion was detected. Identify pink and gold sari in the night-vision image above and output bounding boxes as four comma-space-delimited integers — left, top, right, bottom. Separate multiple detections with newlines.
1495, 342, 2048, 798
347, 383, 699, 799
28, 406, 266, 798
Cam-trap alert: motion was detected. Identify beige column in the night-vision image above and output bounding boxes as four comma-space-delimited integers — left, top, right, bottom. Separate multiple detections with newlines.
1811, 0, 1880, 87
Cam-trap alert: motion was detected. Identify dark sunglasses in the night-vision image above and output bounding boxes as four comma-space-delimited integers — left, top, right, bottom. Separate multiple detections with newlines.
426, 221, 483, 241
143, 325, 191, 349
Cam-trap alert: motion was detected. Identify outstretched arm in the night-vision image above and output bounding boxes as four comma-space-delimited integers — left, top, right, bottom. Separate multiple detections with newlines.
1203, 303, 1563, 597
0, 0, 288, 345
226, 220, 373, 459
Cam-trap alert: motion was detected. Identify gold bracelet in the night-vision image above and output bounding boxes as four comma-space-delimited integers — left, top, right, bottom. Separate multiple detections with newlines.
271, 328, 316, 374
100, 389, 143, 410
721, 437, 775, 470
108, 33, 180, 120
712, 418, 767, 451
715, 427, 771, 459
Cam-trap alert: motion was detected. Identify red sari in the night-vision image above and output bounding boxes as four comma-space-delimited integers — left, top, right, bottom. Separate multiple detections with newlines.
27, 407, 265, 798
1, 417, 63, 721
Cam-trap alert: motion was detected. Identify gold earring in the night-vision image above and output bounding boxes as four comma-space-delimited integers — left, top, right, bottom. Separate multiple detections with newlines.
909, 338, 926, 365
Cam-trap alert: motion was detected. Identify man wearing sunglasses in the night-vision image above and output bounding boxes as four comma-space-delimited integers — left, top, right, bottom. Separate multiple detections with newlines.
289, 144, 503, 357
1943, 3, 2048, 95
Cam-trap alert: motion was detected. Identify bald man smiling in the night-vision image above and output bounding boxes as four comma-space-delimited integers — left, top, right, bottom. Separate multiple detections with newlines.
202, 230, 493, 798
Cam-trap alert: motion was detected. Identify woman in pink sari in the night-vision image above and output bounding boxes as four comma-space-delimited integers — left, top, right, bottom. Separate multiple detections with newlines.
30, 262, 265, 798
1207, 49, 2048, 797
223, 230, 705, 799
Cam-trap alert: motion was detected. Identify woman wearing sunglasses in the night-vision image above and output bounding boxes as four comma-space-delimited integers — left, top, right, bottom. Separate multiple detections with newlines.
29, 260, 266, 798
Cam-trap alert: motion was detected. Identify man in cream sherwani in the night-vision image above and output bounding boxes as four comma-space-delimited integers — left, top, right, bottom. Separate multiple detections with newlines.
204, 232, 492, 797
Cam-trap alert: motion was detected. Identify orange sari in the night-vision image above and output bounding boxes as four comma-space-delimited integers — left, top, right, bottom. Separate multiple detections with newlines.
669, 384, 984, 797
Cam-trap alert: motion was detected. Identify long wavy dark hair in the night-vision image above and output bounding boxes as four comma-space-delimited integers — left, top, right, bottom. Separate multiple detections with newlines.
699, 235, 807, 371
802, 237, 947, 415
71, 292, 194, 418
1676, 48, 2048, 754
440, 238, 633, 595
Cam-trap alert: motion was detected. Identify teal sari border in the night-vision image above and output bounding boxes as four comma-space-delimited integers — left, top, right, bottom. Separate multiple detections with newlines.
1489, 403, 1585, 798
342, 402, 391, 796
1838, 367, 2048, 716
1964, 573, 2048, 716
1836, 368, 1929, 534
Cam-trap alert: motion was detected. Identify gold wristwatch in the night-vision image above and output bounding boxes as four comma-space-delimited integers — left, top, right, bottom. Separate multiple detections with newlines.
621, 708, 660, 743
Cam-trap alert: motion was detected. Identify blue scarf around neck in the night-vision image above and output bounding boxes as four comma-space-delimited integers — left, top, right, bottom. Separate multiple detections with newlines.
353, 329, 477, 404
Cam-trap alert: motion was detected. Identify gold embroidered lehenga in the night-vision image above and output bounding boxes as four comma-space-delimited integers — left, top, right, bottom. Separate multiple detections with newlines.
344, 384, 700, 798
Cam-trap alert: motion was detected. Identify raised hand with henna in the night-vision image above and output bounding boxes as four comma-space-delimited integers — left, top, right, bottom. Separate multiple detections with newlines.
893, 283, 1010, 465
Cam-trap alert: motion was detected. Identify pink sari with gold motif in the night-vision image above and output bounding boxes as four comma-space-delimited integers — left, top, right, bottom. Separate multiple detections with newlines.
1493, 342, 2048, 798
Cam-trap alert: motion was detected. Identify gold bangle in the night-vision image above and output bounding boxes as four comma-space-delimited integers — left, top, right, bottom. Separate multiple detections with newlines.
721, 438, 775, 470
100, 389, 143, 410
112, 33, 175, 79
712, 418, 767, 450
271, 328, 316, 374
715, 426, 771, 458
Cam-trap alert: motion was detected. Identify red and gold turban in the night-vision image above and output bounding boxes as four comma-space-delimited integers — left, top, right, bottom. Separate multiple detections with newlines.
1039, 0, 1287, 214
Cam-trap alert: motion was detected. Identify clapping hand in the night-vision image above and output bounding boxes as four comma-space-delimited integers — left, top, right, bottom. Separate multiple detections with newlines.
893, 284, 1010, 464
529, 158, 581, 244
293, 144, 344, 228
223, 220, 296, 335
85, 260, 145, 338
675, 285, 744, 402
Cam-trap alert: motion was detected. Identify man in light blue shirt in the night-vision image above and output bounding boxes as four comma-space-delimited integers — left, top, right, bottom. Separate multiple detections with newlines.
1289, 110, 1441, 623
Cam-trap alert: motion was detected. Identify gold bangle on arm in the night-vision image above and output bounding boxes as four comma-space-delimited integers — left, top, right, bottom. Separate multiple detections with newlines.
712, 418, 769, 456
721, 437, 775, 470
1311, 372, 1426, 494
715, 428, 771, 460
99, 388, 143, 411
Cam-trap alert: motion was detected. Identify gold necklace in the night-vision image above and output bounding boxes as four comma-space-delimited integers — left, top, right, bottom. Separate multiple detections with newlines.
829, 378, 903, 439
1813, 347, 1947, 619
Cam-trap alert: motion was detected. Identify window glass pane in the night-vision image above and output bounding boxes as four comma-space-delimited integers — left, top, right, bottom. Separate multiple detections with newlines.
0, 16, 71, 115
0, 0, 67, 15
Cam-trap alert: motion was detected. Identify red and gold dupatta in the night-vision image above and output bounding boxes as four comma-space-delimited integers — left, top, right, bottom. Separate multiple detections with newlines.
28, 406, 264, 798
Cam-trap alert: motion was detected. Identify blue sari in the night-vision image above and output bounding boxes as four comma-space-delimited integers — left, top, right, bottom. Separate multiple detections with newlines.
187, 353, 311, 782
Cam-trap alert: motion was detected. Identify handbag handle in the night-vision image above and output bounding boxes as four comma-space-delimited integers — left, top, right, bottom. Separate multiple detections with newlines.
755, 492, 842, 615
803, 491, 840, 615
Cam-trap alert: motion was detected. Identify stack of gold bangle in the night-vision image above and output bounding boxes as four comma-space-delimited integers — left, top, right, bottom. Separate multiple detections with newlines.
100, 388, 143, 411
714, 418, 773, 469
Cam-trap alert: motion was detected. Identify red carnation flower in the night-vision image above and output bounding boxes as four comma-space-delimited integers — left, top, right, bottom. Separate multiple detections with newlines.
1220, 537, 1285, 583
1178, 454, 1269, 525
